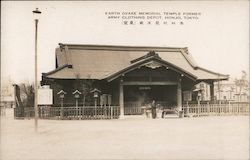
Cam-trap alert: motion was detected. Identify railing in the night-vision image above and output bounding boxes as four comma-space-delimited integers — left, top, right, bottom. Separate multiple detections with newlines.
125, 107, 143, 115
182, 103, 250, 117
124, 102, 249, 117
14, 106, 120, 120
13, 102, 250, 119
14, 107, 34, 118
124, 102, 176, 115
124, 102, 143, 115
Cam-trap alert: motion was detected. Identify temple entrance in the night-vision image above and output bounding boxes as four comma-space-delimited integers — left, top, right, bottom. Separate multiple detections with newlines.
124, 85, 177, 115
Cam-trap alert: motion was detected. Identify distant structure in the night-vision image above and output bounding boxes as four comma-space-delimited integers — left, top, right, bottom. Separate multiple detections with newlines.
0, 77, 15, 108
214, 81, 249, 102
41, 43, 229, 116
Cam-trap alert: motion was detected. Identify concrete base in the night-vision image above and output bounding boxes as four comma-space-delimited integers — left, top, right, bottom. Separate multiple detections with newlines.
179, 111, 184, 118
119, 115, 125, 119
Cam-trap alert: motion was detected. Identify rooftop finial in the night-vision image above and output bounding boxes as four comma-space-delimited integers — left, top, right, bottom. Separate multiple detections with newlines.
146, 50, 160, 59
148, 50, 156, 56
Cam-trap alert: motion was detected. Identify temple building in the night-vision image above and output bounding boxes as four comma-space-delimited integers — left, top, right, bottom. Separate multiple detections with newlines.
41, 43, 229, 117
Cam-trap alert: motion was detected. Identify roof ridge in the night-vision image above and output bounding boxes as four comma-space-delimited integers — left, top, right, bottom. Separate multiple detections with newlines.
130, 51, 160, 64
58, 43, 186, 51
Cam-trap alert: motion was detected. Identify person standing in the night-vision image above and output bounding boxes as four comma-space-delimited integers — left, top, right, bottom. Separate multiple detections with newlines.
151, 100, 157, 119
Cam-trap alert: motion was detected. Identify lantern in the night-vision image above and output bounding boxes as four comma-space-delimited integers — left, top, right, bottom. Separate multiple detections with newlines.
72, 90, 82, 99
91, 88, 101, 98
57, 90, 67, 99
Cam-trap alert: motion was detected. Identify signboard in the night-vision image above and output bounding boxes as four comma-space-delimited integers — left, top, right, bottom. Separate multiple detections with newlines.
38, 86, 53, 105
139, 86, 151, 90
183, 91, 192, 101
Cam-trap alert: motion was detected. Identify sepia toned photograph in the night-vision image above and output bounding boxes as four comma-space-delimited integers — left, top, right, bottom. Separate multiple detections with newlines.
1, 1, 249, 160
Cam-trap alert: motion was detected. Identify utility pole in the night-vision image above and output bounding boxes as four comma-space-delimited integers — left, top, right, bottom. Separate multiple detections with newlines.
33, 8, 42, 132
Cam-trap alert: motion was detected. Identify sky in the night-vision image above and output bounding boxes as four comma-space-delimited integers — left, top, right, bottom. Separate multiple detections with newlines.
1, 1, 249, 84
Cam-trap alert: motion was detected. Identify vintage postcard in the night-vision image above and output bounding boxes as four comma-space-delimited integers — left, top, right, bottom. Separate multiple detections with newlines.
1, 1, 249, 160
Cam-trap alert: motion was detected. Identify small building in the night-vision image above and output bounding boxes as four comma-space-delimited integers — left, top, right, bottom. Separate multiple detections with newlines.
41, 43, 229, 117
1, 82, 15, 108
214, 81, 249, 102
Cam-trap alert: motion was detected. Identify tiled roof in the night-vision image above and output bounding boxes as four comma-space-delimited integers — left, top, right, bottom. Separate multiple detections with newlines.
43, 43, 229, 81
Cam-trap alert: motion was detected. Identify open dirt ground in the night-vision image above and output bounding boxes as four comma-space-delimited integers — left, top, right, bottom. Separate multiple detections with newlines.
1, 109, 249, 160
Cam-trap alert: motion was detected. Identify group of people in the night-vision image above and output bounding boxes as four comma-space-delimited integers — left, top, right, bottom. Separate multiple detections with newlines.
145, 100, 158, 119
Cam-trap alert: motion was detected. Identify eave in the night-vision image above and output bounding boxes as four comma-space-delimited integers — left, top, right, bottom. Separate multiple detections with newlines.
42, 64, 72, 77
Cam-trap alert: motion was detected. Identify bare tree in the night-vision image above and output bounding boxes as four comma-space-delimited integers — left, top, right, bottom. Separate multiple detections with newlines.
74, 74, 93, 106
81, 81, 93, 106
19, 82, 34, 108
234, 71, 249, 102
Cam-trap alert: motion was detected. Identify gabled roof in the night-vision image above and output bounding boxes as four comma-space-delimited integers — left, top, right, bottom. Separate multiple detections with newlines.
43, 43, 229, 81
106, 52, 198, 82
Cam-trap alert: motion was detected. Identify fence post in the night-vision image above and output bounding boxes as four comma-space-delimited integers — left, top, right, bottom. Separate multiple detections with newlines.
76, 99, 78, 119
108, 105, 110, 119
83, 107, 86, 119
60, 99, 64, 120
207, 101, 210, 116
198, 100, 200, 117
103, 106, 105, 119
219, 101, 221, 116
111, 106, 113, 119
186, 101, 189, 117
103, 105, 105, 119
94, 100, 97, 119
240, 103, 242, 115
233, 103, 236, 115
237, 102, 240, 115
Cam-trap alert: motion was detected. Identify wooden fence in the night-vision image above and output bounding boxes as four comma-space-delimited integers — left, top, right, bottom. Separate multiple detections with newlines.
124, 107, 143, 115
14, 106, 120, 120
124, 102, 175, 115
182, 103, 249, 117
13, 102, 250, 119
124, 102, 249, 117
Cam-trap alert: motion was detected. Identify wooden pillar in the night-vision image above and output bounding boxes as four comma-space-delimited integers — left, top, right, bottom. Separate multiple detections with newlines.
186, 101, 189, 115
60, 99, 64, 120
119, 79, 125, 119
207, 101, 210, 116
13, 84, 17, 109
198, 98, 201, 116
210, 82, 214, 102
76, 98, 78, 118
177, 79, 182, 112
